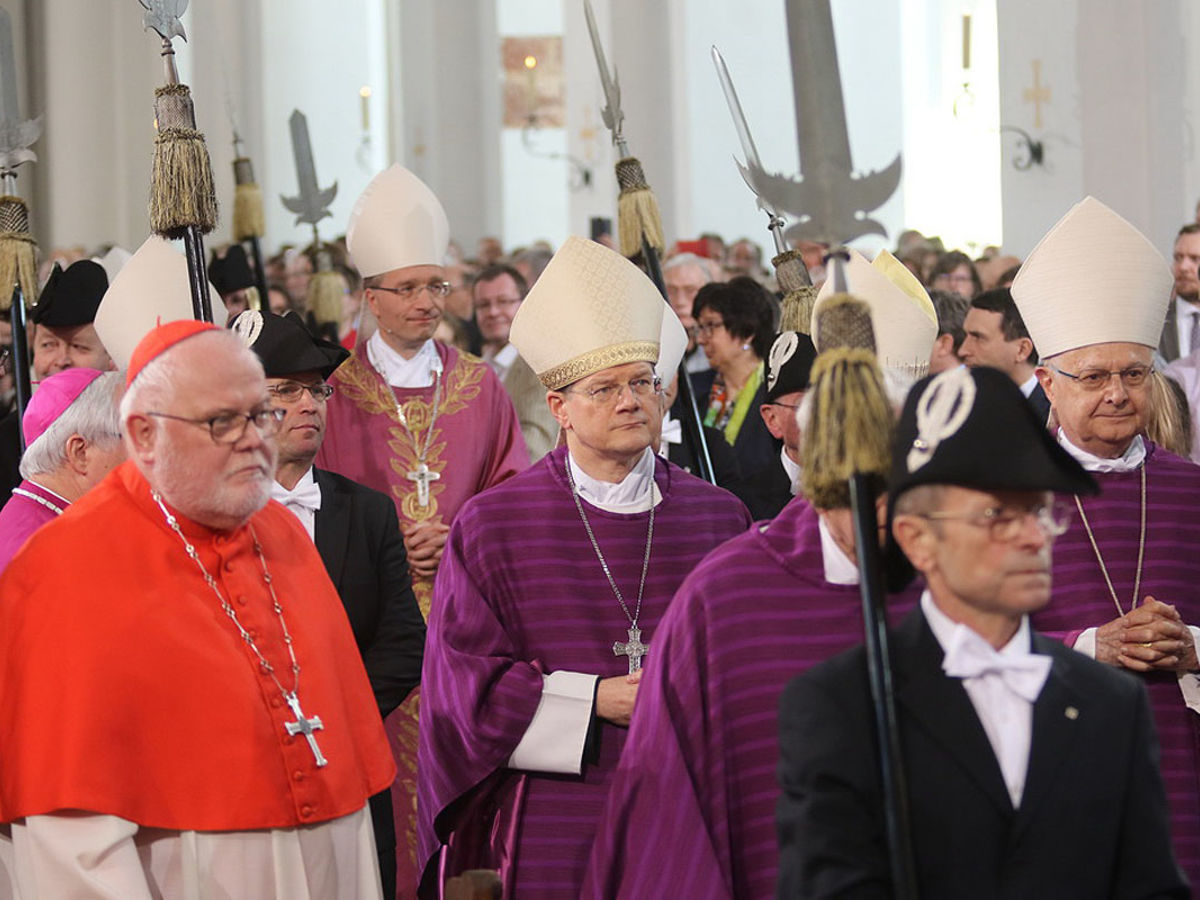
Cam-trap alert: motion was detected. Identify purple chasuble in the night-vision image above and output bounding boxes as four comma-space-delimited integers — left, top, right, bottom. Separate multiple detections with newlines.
316, 340, 528, 897
417, 447, 752, 899
0, 480, 67, 574
1034, 442, 1200, 885
583, 500, 921, 899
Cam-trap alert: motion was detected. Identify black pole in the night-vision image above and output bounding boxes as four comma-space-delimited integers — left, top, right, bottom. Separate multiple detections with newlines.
246, 235, 269, 304
848, 473, 917, 900
640, 237, 715, 484
9, 285, 29, 453
181, 226, 214, 323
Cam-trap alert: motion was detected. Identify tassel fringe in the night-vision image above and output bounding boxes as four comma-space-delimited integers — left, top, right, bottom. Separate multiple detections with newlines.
150, 84, 218, 238
306, 269, 344, 328
233, 182, 264, 241
0, 195, 38, 311
615, 156, 664, 259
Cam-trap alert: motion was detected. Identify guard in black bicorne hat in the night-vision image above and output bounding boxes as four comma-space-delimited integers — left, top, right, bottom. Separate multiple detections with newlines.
33, 260, 108, 330
209, 245, 261, 323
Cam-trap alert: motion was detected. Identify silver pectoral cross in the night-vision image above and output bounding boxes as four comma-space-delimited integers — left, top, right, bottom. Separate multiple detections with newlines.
613, 625, 648, 674
407, 462, 440, 507
284, 692, 328, 767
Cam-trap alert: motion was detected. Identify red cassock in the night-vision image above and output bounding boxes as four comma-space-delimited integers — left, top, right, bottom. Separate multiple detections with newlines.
0, 460, 396, 830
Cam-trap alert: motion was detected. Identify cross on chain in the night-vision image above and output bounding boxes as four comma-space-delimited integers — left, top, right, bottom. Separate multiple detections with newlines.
284, 692, 328, 767
613, 625, 648, 674
406, 462, 440, 508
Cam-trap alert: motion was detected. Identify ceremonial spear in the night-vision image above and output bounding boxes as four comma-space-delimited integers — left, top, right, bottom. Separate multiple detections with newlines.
280, 109, 341, 342
582, 0, 714, 485
139, 0, 218, 323
715, 7, 915, 888
0, 5, 41, 445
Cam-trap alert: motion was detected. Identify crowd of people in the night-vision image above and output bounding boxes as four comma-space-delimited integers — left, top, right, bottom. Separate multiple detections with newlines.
0, 167, 1198, 900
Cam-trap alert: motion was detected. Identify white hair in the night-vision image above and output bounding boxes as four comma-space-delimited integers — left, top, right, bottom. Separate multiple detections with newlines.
664, 253, 716, 282
20, 371, 123, 478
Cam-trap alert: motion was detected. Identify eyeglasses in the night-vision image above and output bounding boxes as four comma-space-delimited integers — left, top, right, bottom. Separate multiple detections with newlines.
1047, 364, 1152, 391
564, 375, 663, 406
370, 280, 453, 301
147, 407, 285, 444
474, 296, 522, 312
769, 399, 802, 410
268, 381, 335, 404
918, 500, 1073, 542
695, 320, 725, 337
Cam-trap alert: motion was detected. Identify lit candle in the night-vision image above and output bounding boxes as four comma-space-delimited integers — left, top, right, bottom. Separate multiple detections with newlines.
360, 85, 371, 131
524, 55, 538, 115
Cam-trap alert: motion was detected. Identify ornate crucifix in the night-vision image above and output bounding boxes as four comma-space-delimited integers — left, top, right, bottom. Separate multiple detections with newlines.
284, 692, 328, 767
407, 462, 440, 508
613, 625, 648, 674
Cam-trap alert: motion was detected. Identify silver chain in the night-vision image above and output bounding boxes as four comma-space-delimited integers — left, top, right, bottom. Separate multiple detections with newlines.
565, 457, 654, 627
152, 490, 302, 700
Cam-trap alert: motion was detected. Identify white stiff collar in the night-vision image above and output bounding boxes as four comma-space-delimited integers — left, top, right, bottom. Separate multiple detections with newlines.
568, 447, 661, 513
367, 332, 441, 388
1056, 428, 1146, 473
781, 446, 802, 496
922, 590, 1032, 656
817, 515, 859, 585
1019, 373, 1038, 398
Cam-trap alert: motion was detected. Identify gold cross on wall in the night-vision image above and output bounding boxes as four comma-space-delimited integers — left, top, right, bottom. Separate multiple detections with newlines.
1023, 59, 1051, 129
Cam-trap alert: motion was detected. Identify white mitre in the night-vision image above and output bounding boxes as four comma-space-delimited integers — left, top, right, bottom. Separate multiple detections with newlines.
510, 236, 665, 390
1011, 196, 1172, 357
655, 300, 688, 383
94, 236, 219, 369
346, 164, 450, 278
813, 248, 937, 377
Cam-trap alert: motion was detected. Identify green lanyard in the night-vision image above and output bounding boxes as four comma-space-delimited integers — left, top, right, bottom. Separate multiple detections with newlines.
723, 363, 763, 446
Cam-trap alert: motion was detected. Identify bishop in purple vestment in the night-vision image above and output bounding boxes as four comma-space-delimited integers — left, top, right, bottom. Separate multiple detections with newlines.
1014, 195, 1200, 886
416, 237, 752, 899
0, 369, 123, 574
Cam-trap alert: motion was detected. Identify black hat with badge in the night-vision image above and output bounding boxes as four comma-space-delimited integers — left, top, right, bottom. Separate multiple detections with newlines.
230, 308, 348, 379
32, 260, 108, 327
886, 365, 1098, 585
208, 244, 257, 297
764, 331, 817, 402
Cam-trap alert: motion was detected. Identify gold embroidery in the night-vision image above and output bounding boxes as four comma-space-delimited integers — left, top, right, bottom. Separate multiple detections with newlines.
333, 349, 487, 528
538, 340, 660, 390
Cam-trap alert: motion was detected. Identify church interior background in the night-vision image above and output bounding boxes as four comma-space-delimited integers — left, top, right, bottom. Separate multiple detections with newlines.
10, 0, 1200, 265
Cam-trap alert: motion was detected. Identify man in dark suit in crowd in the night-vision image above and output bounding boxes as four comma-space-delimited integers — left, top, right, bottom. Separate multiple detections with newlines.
1160, 223, 1200, 362
234, 309, 425, 900
959, 287, 1049, 423
777, 366, 1188, 899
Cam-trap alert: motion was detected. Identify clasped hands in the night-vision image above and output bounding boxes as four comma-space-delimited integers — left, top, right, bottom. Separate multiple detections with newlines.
1096, 597, 1199, 673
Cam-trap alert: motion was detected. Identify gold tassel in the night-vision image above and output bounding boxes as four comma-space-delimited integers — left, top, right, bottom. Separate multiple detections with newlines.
774, 248, 818, 333
615, 156, 664, 259
231, 157, 265, 241
0, 195, 38, 312
813, 294, 876, 355
150, 84, 218, 238
306, 269, 344, 329
800, 348, 893, 510
244, 285, 262, 312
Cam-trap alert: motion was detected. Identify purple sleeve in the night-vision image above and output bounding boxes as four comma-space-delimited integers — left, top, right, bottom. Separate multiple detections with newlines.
416, 511, 544, 872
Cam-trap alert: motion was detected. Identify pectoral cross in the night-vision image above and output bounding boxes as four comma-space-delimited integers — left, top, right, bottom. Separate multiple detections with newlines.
284, 692, 328, 767
407, 461, 440, 507
613, 625, 648, 674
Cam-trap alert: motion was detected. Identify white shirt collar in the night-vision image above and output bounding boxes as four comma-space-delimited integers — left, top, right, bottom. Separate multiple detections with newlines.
658, 412, 683, 454
270, 467, 320, 542
568, 447, 661, 513
780, 446, 802, 496
817, 515, 860, 585
366, 331, 440, 388
483, 342, 519, 378
1056, 428, 1146, 473
921, 590, 1031, 657
1019, 373, 1038, 398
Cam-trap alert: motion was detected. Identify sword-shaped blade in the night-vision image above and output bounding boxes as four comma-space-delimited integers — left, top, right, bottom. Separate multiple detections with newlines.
280, 109, 337, 227
139, 0, 188, 43
583, 0, 623, 144
711, 45, 781, 220
0, 7, 39, 173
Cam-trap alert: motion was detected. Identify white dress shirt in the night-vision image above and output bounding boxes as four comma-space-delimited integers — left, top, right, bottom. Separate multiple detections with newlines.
270, 468, 322, 541
366, 332, 439, 388
482, 342, 519, 381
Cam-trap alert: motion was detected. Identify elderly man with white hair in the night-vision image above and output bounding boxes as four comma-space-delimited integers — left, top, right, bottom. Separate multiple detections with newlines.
0, 368, 123, 572
0, 320, 395, 898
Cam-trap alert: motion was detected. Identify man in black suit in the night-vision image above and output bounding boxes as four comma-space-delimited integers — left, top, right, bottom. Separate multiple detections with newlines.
959, 287, 1050, 424
235, 309, 425, 900
777, 366, 1188, 899
1159, 223, 1200, 362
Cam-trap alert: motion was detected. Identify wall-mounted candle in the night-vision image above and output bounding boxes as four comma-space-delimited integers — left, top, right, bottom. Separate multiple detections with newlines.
524, 55, 538, 113
360, 85, 372, 131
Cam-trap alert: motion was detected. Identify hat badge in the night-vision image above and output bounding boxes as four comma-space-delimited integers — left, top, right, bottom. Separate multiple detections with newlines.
767, 332, 800, 392
907, 366, 976, 473
231, 309, 265, 348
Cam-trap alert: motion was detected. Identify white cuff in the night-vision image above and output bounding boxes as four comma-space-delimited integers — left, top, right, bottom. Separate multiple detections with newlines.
507, 671, 599, 774
1179, 627, 1200, 715
1072, 628, 1098, 659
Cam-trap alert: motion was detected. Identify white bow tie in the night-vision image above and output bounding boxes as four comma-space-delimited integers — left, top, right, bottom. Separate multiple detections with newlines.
942, 625, 1051, 702
271, 479, 323, 513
